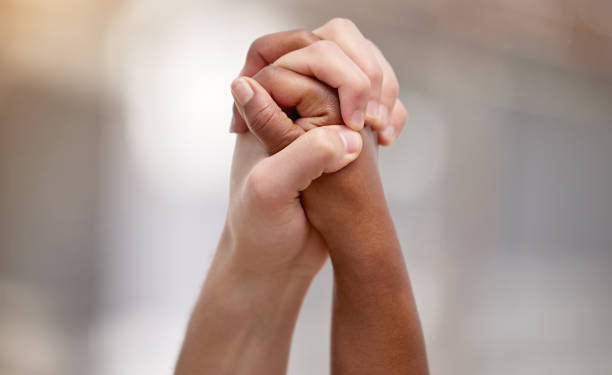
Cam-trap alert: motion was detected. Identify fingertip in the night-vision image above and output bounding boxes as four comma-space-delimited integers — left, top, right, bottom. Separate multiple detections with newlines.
389, 99, 408, 135
349, 110, 365, 131
378, 126, 397, 145
338, 127, 363, 155
231, 77, 254, 106
379, 104, 389, 126
364, 102, 391, 132
230, 105, 249, 133
366, 100, 379, 123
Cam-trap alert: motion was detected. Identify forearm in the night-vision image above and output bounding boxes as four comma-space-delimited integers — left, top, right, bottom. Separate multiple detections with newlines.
304, 130, 428, 374
174, 234, 314, 375
328, 206, 427, 375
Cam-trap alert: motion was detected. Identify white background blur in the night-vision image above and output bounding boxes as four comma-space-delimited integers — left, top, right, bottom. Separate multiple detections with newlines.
1, 0, 612, 374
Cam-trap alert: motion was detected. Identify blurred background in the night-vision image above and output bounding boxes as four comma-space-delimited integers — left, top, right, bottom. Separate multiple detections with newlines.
1, 0, 611, 374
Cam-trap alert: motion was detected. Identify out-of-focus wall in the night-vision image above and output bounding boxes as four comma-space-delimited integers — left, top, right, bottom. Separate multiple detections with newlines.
0, 1, 117, 374
1, 0, 611, 374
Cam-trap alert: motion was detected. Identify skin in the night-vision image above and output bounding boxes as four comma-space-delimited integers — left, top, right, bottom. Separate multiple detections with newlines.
237, 65, 428, 374
176, 19, 427, 375
174, 69, 362, 375
230, 19, 407, 145
230, 20, 427, 373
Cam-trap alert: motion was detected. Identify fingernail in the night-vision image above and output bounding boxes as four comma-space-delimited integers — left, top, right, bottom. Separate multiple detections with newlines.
379, 104, 389, 125
350, 110, 365, 130
231, 78, 253, 106
366, 101, 379, 119
339, 128, 362, 154
381, 126, 395, 142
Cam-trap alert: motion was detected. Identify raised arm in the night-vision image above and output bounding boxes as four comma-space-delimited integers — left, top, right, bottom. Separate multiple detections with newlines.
174, 83, 361, 374
233, 22, 428, 372
305, 125, 428, 375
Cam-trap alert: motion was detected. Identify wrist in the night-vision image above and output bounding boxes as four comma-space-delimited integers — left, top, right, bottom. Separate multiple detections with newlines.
176, 241, 315, 375
216, 223, 321, 284
201, 237, 315, 325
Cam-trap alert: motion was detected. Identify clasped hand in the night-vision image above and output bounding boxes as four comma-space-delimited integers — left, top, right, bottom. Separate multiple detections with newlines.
176, 18, 427, 375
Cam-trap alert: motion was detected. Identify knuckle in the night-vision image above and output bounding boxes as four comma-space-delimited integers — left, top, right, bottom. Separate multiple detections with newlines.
249, 101, 277, 133
328, 17, 357, 31
355, 72, 372, 96
365, 60, 383, 87
311, 129, 339, 161
365, 38, 377, 50
254, 64, 279, 82
294, 28, 319, 46
311, 39, 338, 54
248, 35, 266, 58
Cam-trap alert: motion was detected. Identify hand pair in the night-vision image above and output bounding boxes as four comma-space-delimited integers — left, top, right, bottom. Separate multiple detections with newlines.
176, 18, 427, 375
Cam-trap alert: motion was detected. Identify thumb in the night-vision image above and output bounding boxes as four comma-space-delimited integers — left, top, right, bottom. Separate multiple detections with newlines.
246, 125, 362, 205
231, 77, 305, 155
